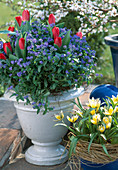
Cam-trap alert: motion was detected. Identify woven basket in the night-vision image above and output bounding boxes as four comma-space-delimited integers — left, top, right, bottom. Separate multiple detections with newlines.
70, 140, 118, 164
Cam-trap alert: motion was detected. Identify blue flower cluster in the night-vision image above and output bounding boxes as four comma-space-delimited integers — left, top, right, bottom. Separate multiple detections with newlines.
0, 41, 3, 50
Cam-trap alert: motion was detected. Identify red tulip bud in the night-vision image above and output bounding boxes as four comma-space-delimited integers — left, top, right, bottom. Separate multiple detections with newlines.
76, 32, 83, 39
3, 42, 12, 54
48, 14, 55, 25
52, 27, 59, 39
8, 26, 14, 32
54, 37, 62, 47
15, 16, 22, 27
19, 38, 25, 50
0, 53, 6, 60
22, 9, 30, 21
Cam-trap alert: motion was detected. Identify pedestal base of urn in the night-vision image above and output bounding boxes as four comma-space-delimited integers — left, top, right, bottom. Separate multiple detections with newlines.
25, 140, 68, 165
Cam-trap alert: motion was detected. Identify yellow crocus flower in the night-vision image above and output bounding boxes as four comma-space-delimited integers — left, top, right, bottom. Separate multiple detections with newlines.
104, 106, 114, 116
67, 115, 78, 123
114, 106, 118, 113
87, 97, 100, 109
55, 110, 64, 121
91, 114, 101, 125
106, 122, 111, 129
90, 109, 96, 115
103, 117, 109, 124
109, 116, 112, 123
98, 125, 105, 133
91, 119, 97, 125
73, 109, 83, 117
112, 95, 118, 104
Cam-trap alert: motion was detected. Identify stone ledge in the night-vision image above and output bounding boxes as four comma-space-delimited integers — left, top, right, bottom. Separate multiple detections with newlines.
0, 129, 26, 168
4, 153, 83, 170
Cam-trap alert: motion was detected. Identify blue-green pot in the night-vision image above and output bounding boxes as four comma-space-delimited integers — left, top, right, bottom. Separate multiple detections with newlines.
104, 34, 118, 87
81, 158, 118, 170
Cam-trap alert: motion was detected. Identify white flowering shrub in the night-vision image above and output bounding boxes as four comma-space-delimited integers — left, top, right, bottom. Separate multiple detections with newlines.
18, 0, 118, 34
0, 0, 118, 58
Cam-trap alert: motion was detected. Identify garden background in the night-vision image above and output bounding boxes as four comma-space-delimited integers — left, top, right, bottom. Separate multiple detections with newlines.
0, 0, 118, 96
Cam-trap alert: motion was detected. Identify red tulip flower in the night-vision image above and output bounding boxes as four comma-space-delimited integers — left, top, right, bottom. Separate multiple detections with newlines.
76, 32, 83, 39
22, 9, 30, 21
0, 53, 6, 60
54, 37, 62, 47
3, 42, 12, 54
15, 16, 22, 27
8, 26, 14, 32
19, 38, 25, 50
52, 27, 59, 39
48, 14, 55, 25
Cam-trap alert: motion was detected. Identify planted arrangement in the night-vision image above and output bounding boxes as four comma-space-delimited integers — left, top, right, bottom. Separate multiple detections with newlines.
55, 96, 118, 163
0, 10, 96, 114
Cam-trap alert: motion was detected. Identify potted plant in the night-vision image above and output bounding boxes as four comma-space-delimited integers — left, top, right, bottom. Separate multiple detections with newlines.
56, 96, 118, 169
104, 34, 118, 87
0, 10, 96, 165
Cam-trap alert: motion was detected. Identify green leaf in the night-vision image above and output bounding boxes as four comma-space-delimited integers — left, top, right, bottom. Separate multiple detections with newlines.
44, 79, 48, 87
6, 46, 12, 56
54, 44, 61, 53
50, 83, 56, 90
9, 54, 18, 60
61, 29, 71, 50
43, 108, 47, 115
26, 75, 30, 80
10, 93, 17, 98
77, 97, 84, 111
15, 19, 21, 30
48, 107, 53, 111
24, 33, 27, 59
103, 98, 109, 107
18, 95, 24, 101
38, 65, 42, 72
59, 32, 66, 37
44, 91, 50, 97
0, 30, 17, 35
101, 144, 111, 158
56, 22, 65, 28
69, 136, 78, 158
107, 96, 115, 108
37, 107, 40, 114
33, 76, 37, 85
21, 21, 31, 33
57, 67, 62, 73
107, 127, 118, 138
47, 21, 53, 38
15, 37, 23, 59
79, 117, 89, 124
11, 41, 15, 52
88, 133, 97, 152
72, 97, 85, 112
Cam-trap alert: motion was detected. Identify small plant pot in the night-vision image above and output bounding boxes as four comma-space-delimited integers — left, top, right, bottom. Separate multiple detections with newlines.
73, 140, 118, 170
104, 34, 118, 87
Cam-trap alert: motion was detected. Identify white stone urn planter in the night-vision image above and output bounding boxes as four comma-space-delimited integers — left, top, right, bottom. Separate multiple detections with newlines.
4, 87, 84, 166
